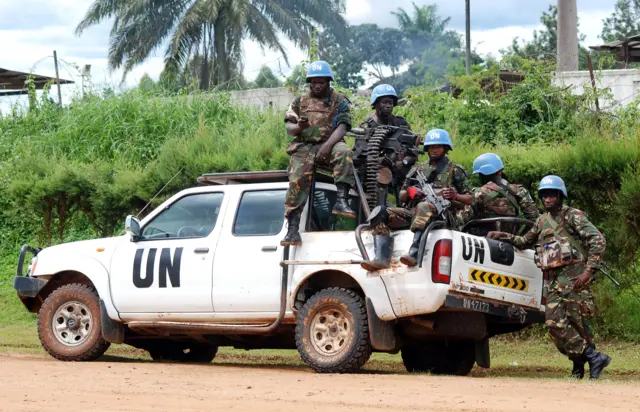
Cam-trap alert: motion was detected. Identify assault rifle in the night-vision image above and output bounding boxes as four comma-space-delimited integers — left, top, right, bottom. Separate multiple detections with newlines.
407, 167, 451, 216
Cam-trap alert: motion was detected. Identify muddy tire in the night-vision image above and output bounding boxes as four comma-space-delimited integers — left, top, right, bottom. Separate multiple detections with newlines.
148, 342, 218, 363
401, 340, 476, 376
295, 287, 371, 373
38, 283, 111, 361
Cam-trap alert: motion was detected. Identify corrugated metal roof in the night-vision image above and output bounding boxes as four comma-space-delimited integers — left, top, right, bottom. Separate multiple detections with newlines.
0, 67, 74, 96
589, 34, 640, 62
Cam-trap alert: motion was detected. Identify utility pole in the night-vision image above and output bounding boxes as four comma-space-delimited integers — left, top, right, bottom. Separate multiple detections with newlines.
465, 0, 471, 75
557, 0, 579, 71
53, 50, 63, 105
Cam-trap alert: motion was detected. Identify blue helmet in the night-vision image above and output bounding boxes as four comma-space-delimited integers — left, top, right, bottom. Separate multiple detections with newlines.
538, 175, 568, 197
370, 84, 398, 106
473, 153, 504, 175
423, 128, 453, 151
306, 60, 335, 82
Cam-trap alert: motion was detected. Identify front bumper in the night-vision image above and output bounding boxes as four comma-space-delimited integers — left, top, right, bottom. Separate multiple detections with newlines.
14, 244, 45, 298
14, 276, 48, 298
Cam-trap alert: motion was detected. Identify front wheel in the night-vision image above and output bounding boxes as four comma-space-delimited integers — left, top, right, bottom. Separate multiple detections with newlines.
295, 287, 372, 373
401, 340, 476, 376
38, 283, 111, 361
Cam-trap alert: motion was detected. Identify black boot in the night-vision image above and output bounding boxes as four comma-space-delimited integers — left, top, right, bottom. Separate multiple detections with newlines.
585, 345, 612, 380
280, 213, 302, 246
570, 355, 586, 379
332, 183, 357, 218
400, 230, 424, 267
361, 235, 394, 272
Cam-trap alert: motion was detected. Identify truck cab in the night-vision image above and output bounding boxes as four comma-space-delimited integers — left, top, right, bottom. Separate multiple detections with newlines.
14, 170, 545, 375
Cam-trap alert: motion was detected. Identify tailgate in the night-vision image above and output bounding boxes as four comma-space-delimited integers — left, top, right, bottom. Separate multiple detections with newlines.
449, 232, 543, 309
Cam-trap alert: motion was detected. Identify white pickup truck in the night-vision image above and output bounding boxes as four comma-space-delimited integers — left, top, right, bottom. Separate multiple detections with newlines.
13, 170, 545, 375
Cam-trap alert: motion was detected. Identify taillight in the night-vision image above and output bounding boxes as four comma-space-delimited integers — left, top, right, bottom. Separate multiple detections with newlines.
432, 239, 452, 284
541, 296, 547, 306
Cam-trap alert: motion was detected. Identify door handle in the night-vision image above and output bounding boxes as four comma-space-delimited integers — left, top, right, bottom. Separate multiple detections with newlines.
194, 247, 209, 254
262, 246, 278, 252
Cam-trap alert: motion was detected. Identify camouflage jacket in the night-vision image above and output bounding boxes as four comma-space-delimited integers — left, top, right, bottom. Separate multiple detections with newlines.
402, 157, 471, 193
359, 113, 411, 130
501, 205, 605, 272
470, 180, 540, 220
284, 89, 352, 144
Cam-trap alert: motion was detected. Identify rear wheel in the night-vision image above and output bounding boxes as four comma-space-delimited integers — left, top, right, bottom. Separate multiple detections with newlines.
38, 283, 111, 361
148, 342, 218, 363
295, 287, 371, 373
401, 340, 476, 376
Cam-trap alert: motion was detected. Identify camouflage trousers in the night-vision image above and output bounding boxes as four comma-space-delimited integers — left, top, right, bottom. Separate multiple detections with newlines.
545, 264, 596, 358
411, 201, 437, 232
285, 141, 355, 217
370, 207, 414, 236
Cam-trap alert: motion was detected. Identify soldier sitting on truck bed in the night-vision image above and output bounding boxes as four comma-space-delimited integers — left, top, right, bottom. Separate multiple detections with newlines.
280, 60, 357, 247
360, 128, 473, 271
398, 129, 473, 267
458, 152, 540, 237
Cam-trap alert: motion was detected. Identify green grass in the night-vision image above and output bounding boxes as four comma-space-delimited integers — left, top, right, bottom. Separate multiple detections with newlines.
2, 321, 640, 381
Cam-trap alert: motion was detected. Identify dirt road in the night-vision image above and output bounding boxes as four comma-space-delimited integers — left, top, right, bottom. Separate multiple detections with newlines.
1, 353, 639, 412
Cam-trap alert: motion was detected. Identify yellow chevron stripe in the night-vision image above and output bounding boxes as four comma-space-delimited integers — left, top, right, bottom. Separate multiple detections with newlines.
468, 268, 529, 292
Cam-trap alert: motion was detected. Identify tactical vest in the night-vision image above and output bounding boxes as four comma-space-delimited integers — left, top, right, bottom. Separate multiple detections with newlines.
534, 210, 585, 270
423, 159, 455, 189
477, 182, 520, 219
297, 90, 341, 144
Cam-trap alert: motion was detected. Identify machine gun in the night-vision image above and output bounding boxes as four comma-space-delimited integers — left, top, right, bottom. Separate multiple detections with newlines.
348, 125, 423, 210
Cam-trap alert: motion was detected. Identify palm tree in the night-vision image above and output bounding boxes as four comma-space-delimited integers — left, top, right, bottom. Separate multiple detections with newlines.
391, 2, 460, 61
76, 0, 347, 90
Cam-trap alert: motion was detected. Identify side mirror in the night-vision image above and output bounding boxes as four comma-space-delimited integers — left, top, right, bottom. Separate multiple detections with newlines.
125, 215, 141, 241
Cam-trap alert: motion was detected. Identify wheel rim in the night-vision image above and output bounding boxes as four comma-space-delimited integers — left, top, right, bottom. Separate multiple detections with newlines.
51, 301, 93, 347
310, 306, 351, 357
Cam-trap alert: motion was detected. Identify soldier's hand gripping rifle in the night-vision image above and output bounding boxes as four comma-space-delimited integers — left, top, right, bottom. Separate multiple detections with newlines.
407, 167, 451, 217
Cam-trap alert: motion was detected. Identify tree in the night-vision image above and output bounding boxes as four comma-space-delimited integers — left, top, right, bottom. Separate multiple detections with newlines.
251, 65, 283, 89
601, 0, 640, 42
392, 3, 461, 61
318, 27, 365, 89
75, 0, 348, 90
352, 24, 407, 81
385, 3, 464, 90
500, 5, 612, 71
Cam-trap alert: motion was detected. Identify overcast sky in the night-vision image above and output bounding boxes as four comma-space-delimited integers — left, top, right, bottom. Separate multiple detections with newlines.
0, 0, 620, 108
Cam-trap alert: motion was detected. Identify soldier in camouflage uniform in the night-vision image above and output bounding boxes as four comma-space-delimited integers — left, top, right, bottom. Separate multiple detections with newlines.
361, 128, 471, 271
360, 84, 421, 206
280, 61, 357, 247
460, 153, 540, 237
398, 129, 472, 267
488, 175, 611, 380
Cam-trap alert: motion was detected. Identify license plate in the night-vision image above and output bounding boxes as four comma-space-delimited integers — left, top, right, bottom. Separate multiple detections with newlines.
462, 298, 491, 314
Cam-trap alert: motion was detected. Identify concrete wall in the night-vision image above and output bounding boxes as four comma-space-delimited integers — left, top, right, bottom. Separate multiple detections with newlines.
553, 69, 640, 110
229, 87, 295, 110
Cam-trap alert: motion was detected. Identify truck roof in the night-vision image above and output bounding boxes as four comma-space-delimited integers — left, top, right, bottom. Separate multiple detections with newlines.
197, 170, 336, 186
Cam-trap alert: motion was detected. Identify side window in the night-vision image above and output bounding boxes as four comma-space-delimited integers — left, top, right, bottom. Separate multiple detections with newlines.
234, 190, 286, 236
310, 189, 359, 232
141, 192, 224, 240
